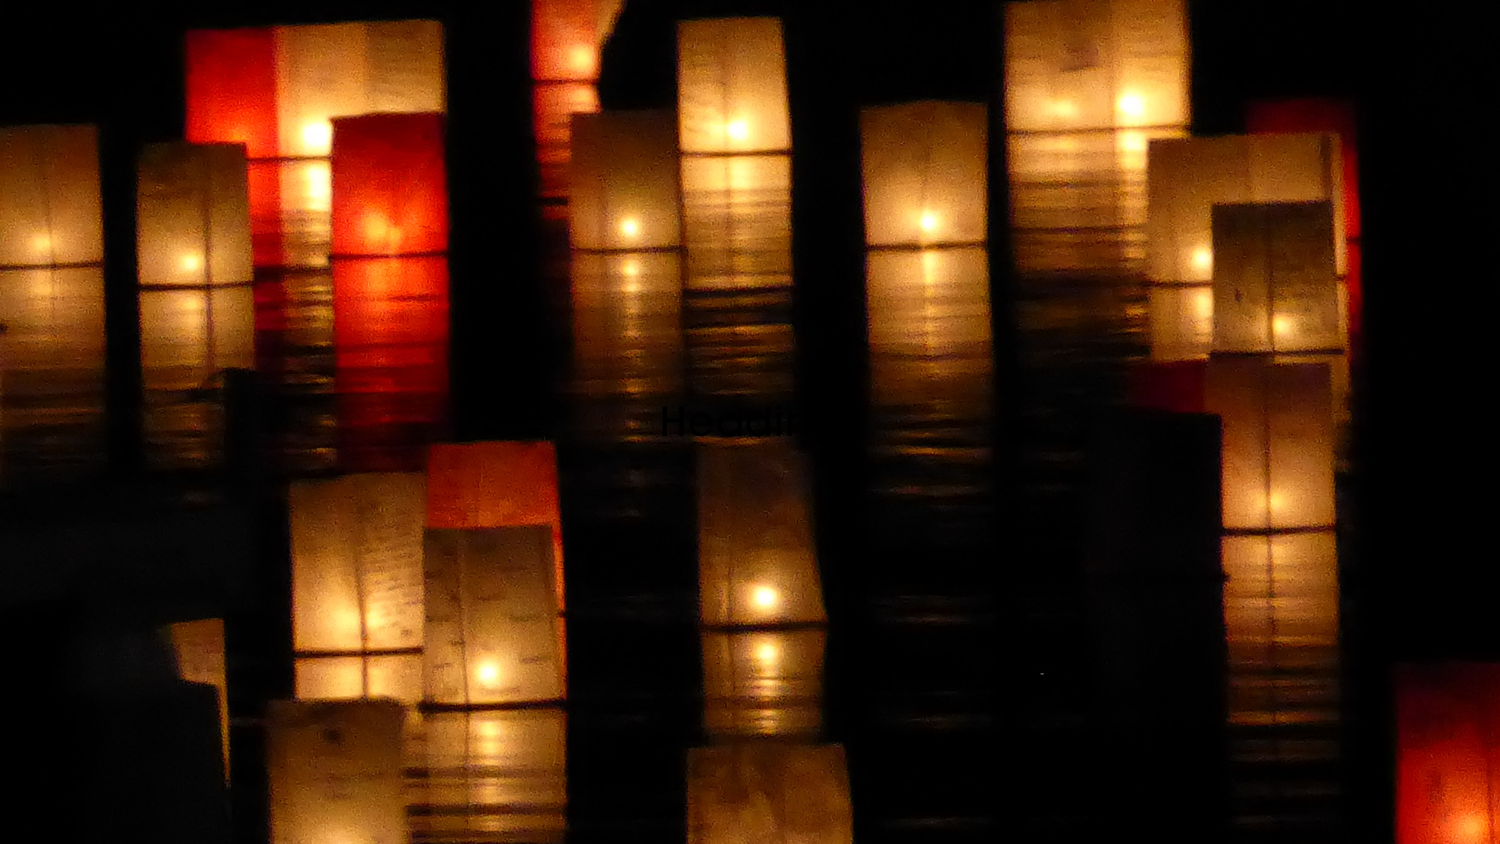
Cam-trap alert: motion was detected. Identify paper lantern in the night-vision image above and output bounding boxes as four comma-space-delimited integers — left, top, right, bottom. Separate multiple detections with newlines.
424, 527, 563, 705
289, 473, 426, 702
1395, 663, 1500, 844
267, 699, 406, 844
678, 18, 790, 155
408, 708, 567, 843
166, 618, 230, 779
860, 102, 992, 412
1146, 133, 1345, 361
1003, 0, 1189, 274
687, 744, 853, 844
702, 628, 825, 739
137, 142, 254, 469
697, 439, 825, 626
330, 113, 449, 471
570, 110, 681, 252
0, 124, 106, 482
530, 0, 623, 201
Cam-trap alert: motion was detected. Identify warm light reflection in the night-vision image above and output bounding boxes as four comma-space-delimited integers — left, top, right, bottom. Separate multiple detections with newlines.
725, 119, 749, 142
1119, 131, 1148, 154
305, 162, 331, 210
618, 217, 640, 239
1191, 246, 1213, 274
1194, 288, 1214, 320
754, 640, 780, 667
621, 258, 641, 278
1117, 93, 1145, 119
302, 121, 332, 153
622, 279, 641, 295
751, 585, 780, 611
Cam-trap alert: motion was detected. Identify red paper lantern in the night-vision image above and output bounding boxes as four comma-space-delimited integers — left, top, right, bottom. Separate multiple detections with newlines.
1396, 663, 1500, 844
1126, 360, 1206, 414
330, 113, 449, 471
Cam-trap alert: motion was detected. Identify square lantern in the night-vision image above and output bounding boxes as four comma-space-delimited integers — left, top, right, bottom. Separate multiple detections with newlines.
289, 472, 426, 703
1003, 0, 1189, 274
697, 439, 825, 627
166, 618, 230, 780
268, 699, 406, 844
531, 0, 624, 202
702, 628, 826, 740
0, 124, 106, 482
1212, 202, 1342, 355
409, 708, 567, 844
687, 744, 853, 844
1395, 663, 1500, 844
570, 110, 682, 252
137, 142, 254, 469
330, 112, 450, 471
423, 527, 563, 706
677, 18, 791, 156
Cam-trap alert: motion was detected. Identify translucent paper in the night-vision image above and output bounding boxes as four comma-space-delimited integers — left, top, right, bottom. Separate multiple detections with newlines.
677, 18, 791, 154
1212, 202, 1342, 355
423, 527, 563, 705
569, 111, 682, 251
166, 618, 230, 778
861, 102, 987, 248
569, 251, 684, 398
267, 699, 406, 844
865, 248, 992, 411
687, 744, 853, 844
702, 628, 826, 739
1395, 664, 1500, 844
696, 439, 825, 626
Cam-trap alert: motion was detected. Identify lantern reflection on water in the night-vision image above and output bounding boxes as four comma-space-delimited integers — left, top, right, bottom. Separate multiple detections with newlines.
137, 142, 254, 470
701, 628, 825, 739
687, 744, 852, 844
0, 124, 105, 484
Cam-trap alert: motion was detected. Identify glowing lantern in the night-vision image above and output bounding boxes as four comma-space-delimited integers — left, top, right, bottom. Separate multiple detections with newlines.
860, 101, 992, 413
165, 618, 230, 780
697, 439, 825, 626
677, 17, 794, 400
1146, 133, 1345, 361
1003, 0, 1189, 274
267, 699, 406, 844
570, 110, 681, 252
1395, 663, 1500, 844
423, 526, 563, 705
330, 113, 449, 471
702, 628, 825, 739
137, 142, 254, 469
289, 473, 426, 703
0, 124, 105, 483
531, 0, 623, 201
409, 708, 567, 843
687, 744, 853, 844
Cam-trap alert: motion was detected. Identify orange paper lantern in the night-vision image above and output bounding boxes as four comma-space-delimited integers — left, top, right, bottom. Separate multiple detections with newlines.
1396, 663, 1500, 844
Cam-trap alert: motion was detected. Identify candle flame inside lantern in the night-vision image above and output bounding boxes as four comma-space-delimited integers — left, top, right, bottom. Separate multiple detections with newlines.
1117, 92, 1145, 119
302, 121, 333, 154
919, 210, 940, 235
921, 250, 942, 288
1051, 99, 1077, 118
1191, 246, 1213, 274
476, 660, 502, 688
751, 585, 780, 612
569, 45, 596, 75
1452, 813, 1488, 843
619, 217, 640, 239
1272, 315, 1293, 338
305, 162, 331, 211
725, 119, 750, 143
180, 253, 203, 274
31, 233, 51, 255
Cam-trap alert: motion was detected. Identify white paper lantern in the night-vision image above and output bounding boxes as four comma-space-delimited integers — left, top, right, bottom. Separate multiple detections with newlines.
697, 439, 825, 627
408, 708, 567, 844
166, 618, 230, 780
687, 744, 853, 844
137, 142, 254, 469
677, 18, 791, 155
570, 110, 681, 252
423, 526, 563, 705
289, 472, 426, 702
702, 628, 825, 740
267, 699, 406, 844
1003, 0, 1189, 274
861, 102, 987, 248
0, 124, 105, 481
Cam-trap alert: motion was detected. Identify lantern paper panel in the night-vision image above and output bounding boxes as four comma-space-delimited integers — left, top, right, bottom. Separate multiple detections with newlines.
677, 18, 791, 155
1147, 284, 1214, 361
1395, 663, 1500, 844
0, 124, 104, 267
1205, 357, 1335, 532
1146, 133, 1346, 287
166, 618, 230, 779
1211, 202, 1341, 356
1222, 532, 1340, 731
267, 699, 406, 844
860, 102, 987, 248
331, 112, 448, 258
407, 708, 567, 844
697, 439, 825, 627
569, 110, 682, 251
681, 153, 792, 292
423, 527, 563, 706
294, 653, 423, 704
425, 441, 566, 613
137, 142, 255, 469
702, 628, 825, 740
289, 472, 427, 655
687, 744, 853, 844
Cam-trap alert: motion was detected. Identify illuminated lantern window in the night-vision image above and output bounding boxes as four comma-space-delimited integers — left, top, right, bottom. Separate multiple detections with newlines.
289, 473, 426, 704
330, 113, 450, 471
568, 110, 684, 438
423, 526, 563, 706
1145, 133, 1345, 361
0, 124, 106, 484
860, 101, 992, 414
697, 439, 825, 627
677, 17, 794, 400
409, 708, 567, 844
185, 21, 445, 469
1395, 663, 1500, 844
1245, 99, 1364, 357
137, 142, 254, 470
1003, 0, 1189, 274
267, 699, 406, 844
165, 618, 230, 781
688, 744, 853, 843
702, 628, 825, 740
